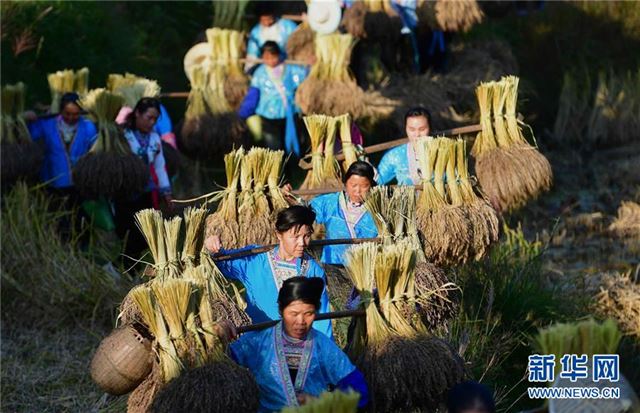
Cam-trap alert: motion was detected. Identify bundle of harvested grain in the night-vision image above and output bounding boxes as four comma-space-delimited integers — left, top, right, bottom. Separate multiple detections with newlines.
0, 82, 44, 185
179, 28, 247, 160
594, 271, 640, 340
286, 22, 316, 65
345, 241, 465, 412
72, 88, 149, 199
472, 76, 553, 212
204, 148, 295, 249
413, 262, 458, 330
341, 1, 367, 39
299, 114, 345, 191
296, 34, 365, 117
47, 67, 89, 113
608, 201, 640, 240
417, 0, 483, 33
108, 74, 161, 108
212, 0, 249, 30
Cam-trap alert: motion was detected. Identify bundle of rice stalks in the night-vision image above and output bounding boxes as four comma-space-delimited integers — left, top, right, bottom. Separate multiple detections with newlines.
300, 114, 344, 191
414, 262, 458, 330
364, 185, 422, 254
286, 22, 315, 65
337, 113, 358, 170
341, 1, 367, 39
179, 29, 247, 160
345, 241, 465, 412
149, 362, 259, 413
281, 390, 360, 413
608, 201, 640, 240
415, 137, 474, 265
296, 34, 365, 117
72, 88, 149, 200
534, 318, 622, 376
47, 67, 90, 113
594, 271, 640, 339
181, 207, 209, 268
204, 148, 294, 249
471, 76, 553, 212
417, 0, 484, 33
0, 82, 44, 185
110, 74, 161, 108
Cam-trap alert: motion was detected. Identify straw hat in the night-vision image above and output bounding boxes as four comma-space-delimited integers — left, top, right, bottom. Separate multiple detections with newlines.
307, 0, 341, 35
183, 42, 211, 81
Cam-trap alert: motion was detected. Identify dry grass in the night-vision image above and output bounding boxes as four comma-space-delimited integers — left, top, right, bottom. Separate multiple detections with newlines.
594, 270, 640, 340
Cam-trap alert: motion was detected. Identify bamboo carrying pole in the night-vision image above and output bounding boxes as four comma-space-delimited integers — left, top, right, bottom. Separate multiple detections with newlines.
288, 184, 423, 197
211, 237, 380, 261
236, 309, 365, 334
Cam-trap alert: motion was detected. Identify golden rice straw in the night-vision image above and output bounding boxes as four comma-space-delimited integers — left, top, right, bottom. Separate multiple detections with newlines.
130, 286, 182, 382
163, 217, 183, 279
338, 113, 358, 171
181, 207, 208, 268
491, 79, 510, 146
113, 76, 161, 108
322, 116, 343, 189
471, 81, 497, 157
249, 147, 275, 245
267, 150, 290, 212
135, 209, 163, 277
300, 115, 329, 190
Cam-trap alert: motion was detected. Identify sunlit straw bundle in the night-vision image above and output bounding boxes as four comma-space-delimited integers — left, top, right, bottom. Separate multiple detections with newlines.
286, 22, 316, 65
73, 88, 149, 199
338, 113, 359, 171
472, 77, 553, 212
417, 0, 484, 33
295, 33, 365, 117
181, 207, 209, 268
47, 67, 90, 113
345, 241, 465, 412
608, 201, 640, 241
0, 83, 44, 184
239, 147, 274, 246
109, 74, 161, 108
299, 114, 345, 192
594, 271, 640, 340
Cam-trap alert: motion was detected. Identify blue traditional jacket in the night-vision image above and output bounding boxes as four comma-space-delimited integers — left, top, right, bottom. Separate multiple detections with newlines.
247, 18, 299, 60
215, 246, 332, 337
310, 192, 378, 265
28, 116, 97, 188
376, 143, 418, 185
230, 322, 368, 412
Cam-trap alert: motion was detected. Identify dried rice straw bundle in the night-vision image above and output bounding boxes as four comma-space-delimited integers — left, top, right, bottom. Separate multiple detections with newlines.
455, 139, 500, 260
112, 76, 161, 108
321, 116, 343, 189
240, 147, 274, 246
1, 83, 44, 184
73, 88, 149, 199
338, 113, 359, 171
417, 0, 483, 33
413, 262, 458, 330
608, 201, 640, 241
295, 34, 365, 117
286, 22, 316, 65
181, 207, 208, 268
47, 67, 90, 113
594, 271, 640, 339
267, 149, 291, 212
205, 148, 244, 249
472, 77, 553, 212
206, 28, 248, 111
345, 241, 465, 412
300, 115, 329, 190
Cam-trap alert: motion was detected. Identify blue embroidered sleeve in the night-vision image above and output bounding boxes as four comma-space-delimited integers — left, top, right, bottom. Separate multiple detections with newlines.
214, 244, 260, 282
336, 369, 370, 408
376, 148, 398, 184
238, 87, 260, 120
310, 194, 330, 225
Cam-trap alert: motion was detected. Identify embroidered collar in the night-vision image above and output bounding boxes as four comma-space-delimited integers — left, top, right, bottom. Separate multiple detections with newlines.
273, 322, 314, 406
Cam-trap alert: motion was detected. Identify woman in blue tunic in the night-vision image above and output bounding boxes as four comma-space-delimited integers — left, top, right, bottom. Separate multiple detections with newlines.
238, 41, 308, 156
205, 206, 332, 338
246, 4, 298, 68
27, 92, 97, 194
310, 161, 378, 266
376, 106, 432, 185
229, 276, 369, 412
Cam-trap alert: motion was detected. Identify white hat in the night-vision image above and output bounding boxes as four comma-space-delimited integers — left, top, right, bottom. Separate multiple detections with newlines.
307, 0, 342, 35
183, 42, 211, 82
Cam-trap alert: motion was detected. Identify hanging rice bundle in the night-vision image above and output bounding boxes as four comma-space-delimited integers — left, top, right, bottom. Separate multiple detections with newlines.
594, 271, 640, 340
181, 207, 209, 268
321, 116, 343, 189
413, 262, 458, 330
341, 1, 367, 39
212, 0, 249, 30
47, 67, 90, 113
472, 77, 553, 212
300, 114, 329, 190
415, 137, 473, 265
206, 28, 248, 111
417, 0, 484, 33
73, 88, 149, 200
239, 148, 274, 246
0, 83, 44, 185
345, 241, 465, 412
179, 66, 215, 159
338, 113, 359, 171
608, 201, 640, 240
112, 76, 161, 109
287, 22, 316, 65
281, 390, 360, 413
296, 34, 365, 118
204, 148, 296, 249
205, 148, 244, 249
